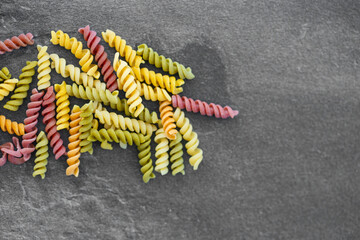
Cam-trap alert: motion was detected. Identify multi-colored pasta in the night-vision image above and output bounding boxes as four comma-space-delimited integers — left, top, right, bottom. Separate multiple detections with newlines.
0, 33, 34, 55
54, 81, 70, 130
169, 132, 185, 176
137, 43, 195, 80
113, 52, 144, 117
173, 108, 203, 170
0, 67, 11, 82
0, 78, 18, 101
37, 45, 51, 90
171, 95, 239, 119
79, 102, 94, 154
137, 134, 155, 183
79, 25, 118, 92
50, 30, 100, 79
154, 128, 169, 175
159, 100, 178, 140
136, 80, 171, 102
4, 61, 37, 111
66, 105, 82, 177
33, 131, 49, 179
0, 115, 25, 136
41, 86, 67, 160
102, 29, 143, 67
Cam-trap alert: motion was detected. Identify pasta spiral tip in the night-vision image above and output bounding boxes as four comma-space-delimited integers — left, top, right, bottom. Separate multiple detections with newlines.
169, 132, 185, 176
137, 136, 155, 183
79, 102, 94, 154
0, 67, 11, 81
37, 45, 51, 90
0, 33, 34, 54
54, 81, 70, 130
66, 105, 82, 177
33, 131, 49, 179
0, 115, 25, 136
154, 128, 169, 175
0, 78, 18, 101
159, 100, 178, 140
136, 80, 171, 102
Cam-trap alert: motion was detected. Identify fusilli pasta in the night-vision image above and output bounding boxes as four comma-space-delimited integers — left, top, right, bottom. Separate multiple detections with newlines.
0, 33, 34, 55
159, 100, 178, 140
169, 132, 185, 176
0, 115, 25, 136
33, 131, 48, 179
137, 134, 155, 183
136, 80, 171, 102
154, 128, 169, 175
0, 67, 11, 82
54, 81, 70, 130
66, 105, 81, 177
79, 102, 94, 154
0, 78, 18, 101
37, 45, 51, 90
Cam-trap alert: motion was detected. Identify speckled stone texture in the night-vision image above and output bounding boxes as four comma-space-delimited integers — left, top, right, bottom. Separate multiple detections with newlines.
0, 0, 359, 239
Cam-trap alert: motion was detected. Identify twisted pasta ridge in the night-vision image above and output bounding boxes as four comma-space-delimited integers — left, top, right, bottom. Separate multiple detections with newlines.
0, 67, 11, 82
132, 67, 184, 94
137, 44, 195, 80
113, 52, 144, 117
4, 61, 37, 111
37, 45, 51, 90
102, 29, 142, 67
159, 100, 178, 140
136, 80, 171, 102
22, 88, 44, 161
50, 53, 106, 90
154, 128, 169, 175
50, 30, 100, 79
0, 115, 25, 136
79, 102, 94, 154
1, 137, 28, 166
0, 33, 34, 55
54, 81, 70, 130
172, 95, 239, 119
33, 131, 49, 179
42, 86, 66, 160
65, 83, 119, 106
0, 78, 18, 101
137, 135, 155, 183
79, 25, 118, 92
0, 142, 14, 166
66, 105, 82, 177
169, 132, 185, 176
173, 108, 203, 170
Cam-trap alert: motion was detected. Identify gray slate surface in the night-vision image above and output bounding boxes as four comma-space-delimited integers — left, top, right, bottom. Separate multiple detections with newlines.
0, 0, 359, 239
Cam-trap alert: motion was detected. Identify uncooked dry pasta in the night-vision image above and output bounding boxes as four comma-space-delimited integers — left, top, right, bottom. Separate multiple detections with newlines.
33, 131, 49, 179
159, 100, 178, 140
66, 105, 82, 177
169, 132, 185, 176
54, 81, 70, 130
0, 115, 25, 136
154, 128, 169, 175
79, 102, 94, 154
0, 67, 11, 82
37, 45, 51, 90
0, 78, 18, 101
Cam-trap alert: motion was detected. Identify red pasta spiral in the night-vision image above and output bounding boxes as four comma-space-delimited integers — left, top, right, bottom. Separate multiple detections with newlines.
42, 86, 67, 159
0, 33, 34, 54
21, 88, 44, 161
78, 25, 118, 92
172, 95, 239, 119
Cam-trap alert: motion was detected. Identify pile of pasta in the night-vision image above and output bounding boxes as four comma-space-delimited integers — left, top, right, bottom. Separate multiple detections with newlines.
0, 26, 239, 183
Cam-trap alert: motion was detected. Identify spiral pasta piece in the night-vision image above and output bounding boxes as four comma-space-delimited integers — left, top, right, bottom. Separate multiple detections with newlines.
41, 86, 66, 160
169, 132, 185, 176
78, 25, 118, 92
95, 109, 156, 136
137, 44, 195, 80
0, 78, 18, 101
79, 102, 94, 154
172, 95, 239, 119
50, 30, 100, 79
173, 108, 203, 170
4, 61, 37, 111
102, 29, 143, 67
0, 33, 34, 55
159, 101, 178, 140
137, 135, 155, 183
0, 67, 11, 82
113, 52, 144, 117
37, 45, 51, 90
54, 81, 70, 130
66, 105, 82, 177
154, 128, 169, 175
0, 115, 25, 136
22, 88, 44, 161
33, 131, 49, 179
50, 53, 106, 90
136, 80, 171, 102
132, 67, 184, 94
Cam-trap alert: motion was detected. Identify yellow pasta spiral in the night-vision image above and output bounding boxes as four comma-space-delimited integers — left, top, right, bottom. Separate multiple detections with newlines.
173, 108, 203, 170
0, 115, 25, 136
4, 61, 37, 111
113, 52, 144, 117
154, 128, 169, 175
169, 132, 185, 176
66, 105, 82, 177
37, 45, 51, 90
136, 80, 171, 102
159, 100, 178, 140
137, 134, 155, 183
102, 29, 143, 67
50, 30, 100, 79
137, 44, 195, 80
54, 81, 70, 130
79, 102, 94, 154
0, 78, 18, 101
0, 67, 11, 82
132, 67, 184, 94
33, 131, 49, 179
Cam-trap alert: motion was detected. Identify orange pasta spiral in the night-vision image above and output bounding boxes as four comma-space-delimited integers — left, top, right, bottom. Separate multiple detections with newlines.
0, 115, 25, 136
66, 105, 82, 177
159, 101, 178, 140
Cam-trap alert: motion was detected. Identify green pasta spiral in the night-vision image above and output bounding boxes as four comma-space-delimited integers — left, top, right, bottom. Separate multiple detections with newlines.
0, 67, 11, 82
4, 61, 37, 111
169, 132, 185, 176
79, 102, 94, 154
33, 131, 49, 179
137, 135, 155, 183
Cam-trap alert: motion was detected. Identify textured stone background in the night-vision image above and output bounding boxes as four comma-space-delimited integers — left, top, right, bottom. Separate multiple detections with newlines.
0, 0, 359, 239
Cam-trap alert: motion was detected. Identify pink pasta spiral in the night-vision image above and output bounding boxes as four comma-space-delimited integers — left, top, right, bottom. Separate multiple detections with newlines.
42, 86, 66, 159
0, 33, 34, 54
78, 25, 118, 92
21, 88, 44, 161
171, 95, 239, 119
